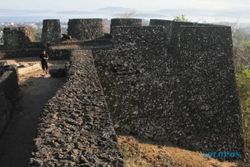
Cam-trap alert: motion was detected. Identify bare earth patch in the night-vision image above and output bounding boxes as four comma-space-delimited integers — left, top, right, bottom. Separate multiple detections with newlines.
0, 57, 67, 84
118, 136, 237, 167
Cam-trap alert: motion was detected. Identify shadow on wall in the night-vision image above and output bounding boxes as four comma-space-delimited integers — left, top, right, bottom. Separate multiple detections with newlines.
30, 50, 124, 166
0, 75, 65, 167
0, 65, 18, 137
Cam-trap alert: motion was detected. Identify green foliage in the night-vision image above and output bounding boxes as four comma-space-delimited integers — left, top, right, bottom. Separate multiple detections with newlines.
233, 28, 249, 47
236, 67, 250, 147
242, 41, 250, 51
173, 15, 189, 22
236, 68, 250, 107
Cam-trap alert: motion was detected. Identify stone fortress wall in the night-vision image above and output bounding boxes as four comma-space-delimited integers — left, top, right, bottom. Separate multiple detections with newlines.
30, 50, 123, 166
110, 18, 142, 33
41, 19, 62, 44
3, 26, 36, 49
1, 26, 41, 58
177, 25, 241, 152
0, 17, 244, 165
0, 63, 18, 137
0, 18, 107, 59
68, 19, 104, 41
93, 19, 244, 157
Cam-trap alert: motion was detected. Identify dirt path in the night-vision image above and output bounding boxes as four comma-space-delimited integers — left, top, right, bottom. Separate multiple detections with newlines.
0, 69, 65, 167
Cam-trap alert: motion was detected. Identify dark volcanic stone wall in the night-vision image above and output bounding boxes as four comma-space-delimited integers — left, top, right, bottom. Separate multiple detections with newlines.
47, 49, 71, 60
0, 66, 18, 102
3, 27, 35, 49
149, 19, 173, 46
93, 25, 244, 158
149, 19, 218, 53
68, 19, 104, 41
42, 19, 61, 44
170, 21, 195, 49
0, 65, 18, 135
110, 18, 142, 33
30, 50, 123, 166
94, 26, 175, 140
176, 25, 244, 154
0, 89, 10, 135
149, 19, 195, 53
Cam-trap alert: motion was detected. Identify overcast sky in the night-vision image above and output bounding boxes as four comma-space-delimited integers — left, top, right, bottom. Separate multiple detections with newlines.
1, 0, 250, 23
1, 0, 250, 11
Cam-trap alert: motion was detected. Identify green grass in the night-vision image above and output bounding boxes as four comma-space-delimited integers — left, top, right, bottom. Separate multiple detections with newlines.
236, 67, 250, 148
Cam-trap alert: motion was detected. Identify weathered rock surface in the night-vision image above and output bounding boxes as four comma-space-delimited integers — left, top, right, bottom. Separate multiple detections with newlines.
42, 19, 61, 44
176, 25, 243, 153
0, 64, 18, 136
30, 50, 123, 166
110, 18, 142, 33
3, 26, 35, 50
68, 19, 104, 41
93, 23, 244, 159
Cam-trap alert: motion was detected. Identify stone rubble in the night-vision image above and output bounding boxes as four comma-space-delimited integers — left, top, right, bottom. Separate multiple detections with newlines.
30, 50, 124, 166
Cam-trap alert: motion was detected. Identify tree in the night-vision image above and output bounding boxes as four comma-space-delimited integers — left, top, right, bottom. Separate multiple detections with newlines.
173, 15, 189, 22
